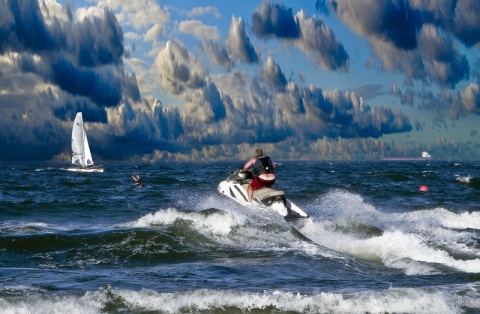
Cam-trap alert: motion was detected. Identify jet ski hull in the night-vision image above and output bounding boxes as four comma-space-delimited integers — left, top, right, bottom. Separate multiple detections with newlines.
217, 172, 309, 220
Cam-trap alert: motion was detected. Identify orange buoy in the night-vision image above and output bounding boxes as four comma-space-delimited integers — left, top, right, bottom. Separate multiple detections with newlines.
419, 185, 429, 192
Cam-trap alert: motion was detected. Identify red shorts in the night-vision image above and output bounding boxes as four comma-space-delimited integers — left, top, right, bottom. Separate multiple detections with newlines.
250, 176, 275, 190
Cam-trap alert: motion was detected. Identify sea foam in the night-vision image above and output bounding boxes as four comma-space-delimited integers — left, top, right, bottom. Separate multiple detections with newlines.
297, 190, 480, 275
125, 207, 242, 236
2, 285, 478, 314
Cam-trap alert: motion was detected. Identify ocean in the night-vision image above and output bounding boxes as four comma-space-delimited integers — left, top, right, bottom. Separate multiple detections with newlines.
1, 160, 479, 313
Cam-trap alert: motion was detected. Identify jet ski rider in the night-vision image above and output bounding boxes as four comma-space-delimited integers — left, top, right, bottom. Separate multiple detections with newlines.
242, 148, 276, 203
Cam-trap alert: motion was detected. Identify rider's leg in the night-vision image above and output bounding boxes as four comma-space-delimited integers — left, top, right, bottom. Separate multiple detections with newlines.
247, 184, 253, 203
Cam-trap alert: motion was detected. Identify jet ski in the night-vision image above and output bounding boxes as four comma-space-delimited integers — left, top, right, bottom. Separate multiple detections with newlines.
217, 169, 309, 221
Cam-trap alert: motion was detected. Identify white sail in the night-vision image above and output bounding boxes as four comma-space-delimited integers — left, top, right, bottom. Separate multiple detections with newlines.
68, 112, 103, 172
71, 112, 94, 167
83, 128, 94, 166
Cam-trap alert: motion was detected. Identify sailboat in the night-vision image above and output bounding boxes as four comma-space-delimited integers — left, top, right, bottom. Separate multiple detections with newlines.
67, 112, 104, 172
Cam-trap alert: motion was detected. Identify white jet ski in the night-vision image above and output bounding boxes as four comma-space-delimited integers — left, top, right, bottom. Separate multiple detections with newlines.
217, 169, 309, 221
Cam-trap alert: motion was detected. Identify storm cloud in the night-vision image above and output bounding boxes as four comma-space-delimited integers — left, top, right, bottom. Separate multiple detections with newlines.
2, 0, 476, 162
328, 0, 473, 87
0, 0, 141, 160
201, 40, 233, 71
0, 0, 139, 106
274, 83, 412, 140
252, 1, 349, 71
331, 0, 420, 49
226, 16, 259, 64
408, 0, 480, 48
261, 57, 287, 92
251, 1, 300, 39
154, 40, 226, 123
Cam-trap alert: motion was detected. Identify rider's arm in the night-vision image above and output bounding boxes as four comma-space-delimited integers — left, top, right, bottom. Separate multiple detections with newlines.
242, 157, 255, 171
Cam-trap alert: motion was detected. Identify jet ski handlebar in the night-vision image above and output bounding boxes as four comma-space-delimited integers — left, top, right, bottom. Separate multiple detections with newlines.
228, 169, 253, 181
230, 168, 251, 174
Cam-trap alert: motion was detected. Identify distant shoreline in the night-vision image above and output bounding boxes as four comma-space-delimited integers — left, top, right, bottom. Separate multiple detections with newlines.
379, 156, 433, 161
380, 151, 433, 161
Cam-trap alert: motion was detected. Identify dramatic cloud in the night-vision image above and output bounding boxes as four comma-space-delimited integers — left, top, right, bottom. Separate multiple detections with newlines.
294, 10, 349, 71
260, 57, 287, 92
0, 0, 139, 160
154, 40, 206, 95
331, 0, 419, 49
452, 0, 480, 47
329, 0, 473, 87
409, 0, 480, 47
88, 0, 170, 41
274, 83, 412, 139
1, 0, 477, 162
252, 1, 348, 71
251, 1, 300, 39
183, 80, 227, 123
0, 0, 139, 106
417, 24, 469, 87
201, 41, 233, 71
153, 40, 226, 123
460, 83, 480, 114
392, 82, 480, 123
226, 15, 259, 64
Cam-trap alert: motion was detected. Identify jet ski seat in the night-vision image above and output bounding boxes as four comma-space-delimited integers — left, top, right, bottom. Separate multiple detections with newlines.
253, 188, 286, 207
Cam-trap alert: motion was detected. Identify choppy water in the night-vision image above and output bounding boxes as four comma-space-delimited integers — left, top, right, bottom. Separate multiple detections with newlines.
1, 160, 479, 313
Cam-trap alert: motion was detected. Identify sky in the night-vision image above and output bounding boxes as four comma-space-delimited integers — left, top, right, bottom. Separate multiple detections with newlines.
0, 0, 479, 161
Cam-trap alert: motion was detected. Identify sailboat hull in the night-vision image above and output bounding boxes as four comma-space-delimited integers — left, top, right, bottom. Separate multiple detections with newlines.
67, 165, 104, 173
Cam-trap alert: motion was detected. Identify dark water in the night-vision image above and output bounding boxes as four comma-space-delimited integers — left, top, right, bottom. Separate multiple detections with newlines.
1, 160, 479, 313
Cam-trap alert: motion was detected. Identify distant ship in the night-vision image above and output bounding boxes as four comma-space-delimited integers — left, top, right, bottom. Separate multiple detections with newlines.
379, 151, 433, 161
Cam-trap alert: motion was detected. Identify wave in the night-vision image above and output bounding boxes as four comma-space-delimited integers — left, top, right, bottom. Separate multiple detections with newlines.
123, 207, 243, 237
1, 284, 479, 313
297, 190, 480, 275
0, 221, 70, 235
121, 203, 332, 259
2, 189, 478, 275
455, 174, 480, 188
365, 170, 414, 181
1, 202, 327, 269
122, 190, 480, 275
